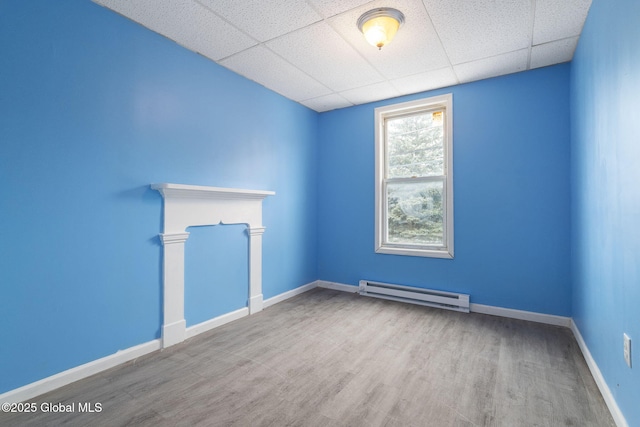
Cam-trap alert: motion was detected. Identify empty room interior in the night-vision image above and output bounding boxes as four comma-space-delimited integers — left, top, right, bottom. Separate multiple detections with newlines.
1, 0, 638, 426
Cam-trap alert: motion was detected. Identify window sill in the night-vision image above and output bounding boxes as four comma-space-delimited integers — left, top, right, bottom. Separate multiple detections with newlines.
376, 245, 454, 259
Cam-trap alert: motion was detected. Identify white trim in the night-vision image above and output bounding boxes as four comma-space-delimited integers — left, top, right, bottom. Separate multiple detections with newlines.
375, 246, 454, 259
248, 295, 264, 314
247, 226, 266, 315
2, 280, 627, 427
160, 232, 190, 245
185, 307, 249, 339
375, 94, 454, 259
151, 183, 274, 348
0, 281, 317, 404
161, 319, 187, 348
571, 320, 628, 427
469, 303, 572, 327
263, 281, 319, 308
321, 282, 626, 425
323, 281, 629, 424
151, 183, 274, 200
0, 339, 161, 405
317, 280, 359, 293
322, 281, 571, 327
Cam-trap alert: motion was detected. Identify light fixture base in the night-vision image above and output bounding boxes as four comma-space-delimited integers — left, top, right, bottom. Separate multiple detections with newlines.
357, 8, 406, 31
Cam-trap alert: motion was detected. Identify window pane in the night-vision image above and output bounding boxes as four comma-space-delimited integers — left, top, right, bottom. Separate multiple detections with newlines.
387, 180, 444, 246
387, 111, 444, 179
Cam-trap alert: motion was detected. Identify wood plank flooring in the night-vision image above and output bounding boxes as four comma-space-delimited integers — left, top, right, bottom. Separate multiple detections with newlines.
1, 288, 615, 426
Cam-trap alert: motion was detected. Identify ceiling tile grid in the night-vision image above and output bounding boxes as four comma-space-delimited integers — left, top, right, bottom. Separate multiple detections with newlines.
220, 45, 332, 101
306, 0, 374, 19
196, 0, 323, 42
423, 0, 533, 65
454, 49, 530, 84
532, 0, 592, 45
92, 0, 593, 112
266, 21, 385, 93
391, 67, 459, 96
300, 93, 353, 111
530, 36, 580, 70
339, 81, 401, 105
94, 0, 257, 60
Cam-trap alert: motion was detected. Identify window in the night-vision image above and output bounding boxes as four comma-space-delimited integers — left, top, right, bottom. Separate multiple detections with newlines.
375, 94, 453, 258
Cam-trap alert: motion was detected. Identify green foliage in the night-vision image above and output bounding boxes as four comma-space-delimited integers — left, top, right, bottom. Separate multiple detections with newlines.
386, 111, 445, 245
388, 184, 443, 245
387, 112, 443, 178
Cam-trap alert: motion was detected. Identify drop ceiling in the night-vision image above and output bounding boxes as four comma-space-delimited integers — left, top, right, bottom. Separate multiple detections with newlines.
93, 0, 592, 112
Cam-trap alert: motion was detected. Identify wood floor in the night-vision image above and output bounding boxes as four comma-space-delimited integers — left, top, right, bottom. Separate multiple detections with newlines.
1, 288, 615, 427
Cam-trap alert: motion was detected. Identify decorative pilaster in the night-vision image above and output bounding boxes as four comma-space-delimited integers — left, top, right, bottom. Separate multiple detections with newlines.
248, 227, 266, 314
160, 232, 190, 348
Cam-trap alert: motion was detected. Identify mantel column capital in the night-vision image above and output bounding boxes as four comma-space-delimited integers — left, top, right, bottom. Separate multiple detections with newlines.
248, 226, 266, 236
160, 232, 190, 245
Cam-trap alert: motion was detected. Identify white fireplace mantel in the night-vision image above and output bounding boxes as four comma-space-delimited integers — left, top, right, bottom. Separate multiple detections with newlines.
151, 183, 275, 348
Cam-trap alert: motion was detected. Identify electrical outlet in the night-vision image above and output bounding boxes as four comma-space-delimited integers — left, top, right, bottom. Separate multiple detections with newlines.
624, 333, 632, 368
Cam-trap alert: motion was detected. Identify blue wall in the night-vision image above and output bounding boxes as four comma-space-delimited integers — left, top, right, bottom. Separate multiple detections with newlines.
185, 225, 248, 327
3, 2, 636, 422
317, 65, 572, 316
0, 0, 318, 393
571, 0, 640, 424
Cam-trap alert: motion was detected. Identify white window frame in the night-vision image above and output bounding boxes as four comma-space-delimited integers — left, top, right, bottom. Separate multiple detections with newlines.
375, 94, 454, 259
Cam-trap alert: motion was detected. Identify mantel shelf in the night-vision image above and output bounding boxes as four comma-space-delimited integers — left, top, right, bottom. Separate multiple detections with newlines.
151, 183, 275, 200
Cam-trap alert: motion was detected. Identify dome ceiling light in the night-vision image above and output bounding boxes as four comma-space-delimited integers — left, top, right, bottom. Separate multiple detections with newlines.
357, 8, 405, 50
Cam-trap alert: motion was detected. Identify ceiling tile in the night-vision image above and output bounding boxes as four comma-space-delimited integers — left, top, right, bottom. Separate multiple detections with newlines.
339, 82, 401, 105
391, 67, 459, 95
533, 0, 592, 45
530, 37, 579, 70
266, 21, 384, 92
94, 0, 593, 112
94, 0, 256, 60
454, 49, 529, 84
196, 0, 322, 42
300, 94, 353, 112
306, 0, 374, 18
220, 46, 331, 101
329, 0, 450, 80
423, 0, 532, 65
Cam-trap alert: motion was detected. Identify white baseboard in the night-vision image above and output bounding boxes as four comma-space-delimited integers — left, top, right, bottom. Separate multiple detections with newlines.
571, 320, 628, 427
320, 280, 625, 425
248, 294, 264, 314
318, 281, 572, 327
317, 280, 359, 293
185, 307, 249, 339
0, 281, 318, 404
0, 339, 161, 405
263, 281, 318, 308
162, 319, 187, 348
3, 279, 627, 427
186, 280, 320, 338
469, 303, 572, 327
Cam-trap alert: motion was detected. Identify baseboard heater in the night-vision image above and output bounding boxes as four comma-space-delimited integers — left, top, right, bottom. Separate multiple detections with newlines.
359, 280, 470, 313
